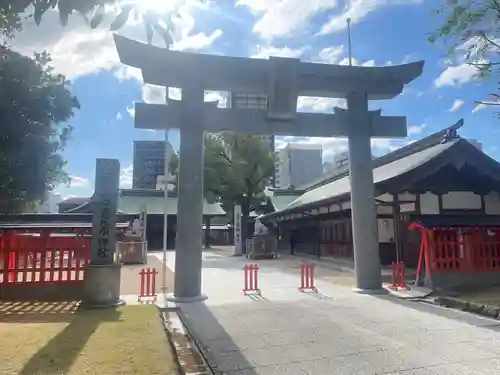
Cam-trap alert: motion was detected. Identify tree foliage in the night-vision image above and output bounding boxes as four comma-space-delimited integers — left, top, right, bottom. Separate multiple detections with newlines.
0, 47, 79, 214
169, 133, 276, 242
429, 0, 500, 112
0, 0, 203, 45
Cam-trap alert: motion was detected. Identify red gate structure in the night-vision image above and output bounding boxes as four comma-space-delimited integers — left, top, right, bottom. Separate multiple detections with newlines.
409, 218, 500, 289
0, 228, 91, 301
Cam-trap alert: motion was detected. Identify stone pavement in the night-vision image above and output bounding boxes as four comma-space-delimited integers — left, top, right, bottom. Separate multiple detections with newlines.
152, 251, 500, 374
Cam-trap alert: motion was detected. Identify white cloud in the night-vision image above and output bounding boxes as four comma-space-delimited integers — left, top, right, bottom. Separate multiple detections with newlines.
434, 63, 479, 87
205, 91, 228, 107
116, 112, 123, 121
297, 96, 346, 113
317, 45, 344, 64
449, 99, 465, 112
126, 106, 135, 118
69, 175, 89, 188
246, 0, 337, 40
316, 46, 396, 67
10, 0, 221, 81
407, 124, 426, 136
319, 0, 424, 35
251, 45, 306, 59
120, 165, 133, 188
236, 0, 282, 12
169, 4, 223, 51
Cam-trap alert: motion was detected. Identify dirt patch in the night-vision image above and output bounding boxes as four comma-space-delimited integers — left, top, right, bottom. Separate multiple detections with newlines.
0, 303, 177, 375
120, 255, 175, 295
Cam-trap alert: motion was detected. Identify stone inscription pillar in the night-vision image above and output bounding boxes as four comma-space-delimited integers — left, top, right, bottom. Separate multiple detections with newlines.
90, 159, 120, 265
346, 93, 383, 292
171, 85, 207, 301
83, 158, 124, 308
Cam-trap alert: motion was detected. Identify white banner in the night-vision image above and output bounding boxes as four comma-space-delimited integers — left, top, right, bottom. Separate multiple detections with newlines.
233, 204, 242, 255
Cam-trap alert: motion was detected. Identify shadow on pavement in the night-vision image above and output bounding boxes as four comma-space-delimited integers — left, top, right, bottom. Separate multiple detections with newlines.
177, 302, 259, 374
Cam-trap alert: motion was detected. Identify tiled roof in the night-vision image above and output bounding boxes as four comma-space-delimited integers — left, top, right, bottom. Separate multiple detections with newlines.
285, 140, 457, 211
117, 193, 225, 216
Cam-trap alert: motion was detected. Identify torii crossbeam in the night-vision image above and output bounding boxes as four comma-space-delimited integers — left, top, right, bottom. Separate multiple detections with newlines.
114, 34, 424, 300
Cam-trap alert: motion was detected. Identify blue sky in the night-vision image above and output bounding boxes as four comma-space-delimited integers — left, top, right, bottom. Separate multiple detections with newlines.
10, 0, 500, 199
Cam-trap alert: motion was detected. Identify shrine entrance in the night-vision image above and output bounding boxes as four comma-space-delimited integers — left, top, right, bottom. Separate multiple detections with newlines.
113, 34, 424, 300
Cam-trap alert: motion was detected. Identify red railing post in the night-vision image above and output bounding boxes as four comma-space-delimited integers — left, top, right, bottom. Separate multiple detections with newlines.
400, 262, 407, 289
242, 263, 261, 295
243, 264, 248, 291
310, 263, 317, 292
253, 264, 258, 292
298, 263, 318, 293
138, 268, 158, 302
8, 251, 15, 283
390, 261, 409, 291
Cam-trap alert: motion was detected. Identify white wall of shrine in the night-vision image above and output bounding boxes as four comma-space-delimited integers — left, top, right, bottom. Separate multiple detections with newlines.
485, 192, 500, 214
378, 218, 395, 243
420, 192, 439, 214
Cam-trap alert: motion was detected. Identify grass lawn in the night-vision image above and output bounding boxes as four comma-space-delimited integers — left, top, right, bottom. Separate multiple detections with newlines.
0, 302, 177, 375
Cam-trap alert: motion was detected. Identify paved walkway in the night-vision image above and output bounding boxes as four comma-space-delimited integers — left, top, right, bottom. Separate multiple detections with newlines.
152, 251, 500, 375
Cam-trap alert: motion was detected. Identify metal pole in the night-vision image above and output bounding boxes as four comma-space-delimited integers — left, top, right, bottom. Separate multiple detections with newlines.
347, 18, 353, 66
161, 89, 170, 297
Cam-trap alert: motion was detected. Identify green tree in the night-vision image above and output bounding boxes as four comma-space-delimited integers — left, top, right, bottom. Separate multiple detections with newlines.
0, 47, 79, 214
0, 0, 191, 45
429, 1, 500, 112
170, 133, 276, 251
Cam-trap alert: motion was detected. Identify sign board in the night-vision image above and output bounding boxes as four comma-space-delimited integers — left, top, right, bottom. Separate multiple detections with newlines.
233, 204, 242, 255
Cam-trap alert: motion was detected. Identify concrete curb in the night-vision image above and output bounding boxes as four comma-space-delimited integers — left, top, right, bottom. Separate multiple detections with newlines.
433, 296, 500, 319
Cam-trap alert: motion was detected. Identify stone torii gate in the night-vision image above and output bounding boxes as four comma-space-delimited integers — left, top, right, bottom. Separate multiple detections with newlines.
114, 34, 424, 301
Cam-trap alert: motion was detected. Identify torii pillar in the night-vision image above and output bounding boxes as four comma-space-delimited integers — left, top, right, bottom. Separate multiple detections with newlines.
114, 34, 424, 299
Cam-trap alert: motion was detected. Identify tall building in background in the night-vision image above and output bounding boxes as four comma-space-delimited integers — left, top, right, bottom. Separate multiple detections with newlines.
275, 143, 323, 189
229, 92, 276, 186
132, 140, 174, 189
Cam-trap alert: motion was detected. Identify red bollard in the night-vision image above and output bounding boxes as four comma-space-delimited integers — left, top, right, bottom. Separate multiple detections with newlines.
138, 268, 158, 302
298, 263, 318, 293
400, 262, 408, 290
390, 262, 410, 291
243, 263, 261, 295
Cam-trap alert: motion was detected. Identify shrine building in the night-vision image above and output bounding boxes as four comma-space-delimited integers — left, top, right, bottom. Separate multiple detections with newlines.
260, 120, 500, 289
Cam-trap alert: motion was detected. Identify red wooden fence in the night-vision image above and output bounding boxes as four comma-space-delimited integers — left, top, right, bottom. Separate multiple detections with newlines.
0, 230, 91, 286
409, 224, 500, 279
